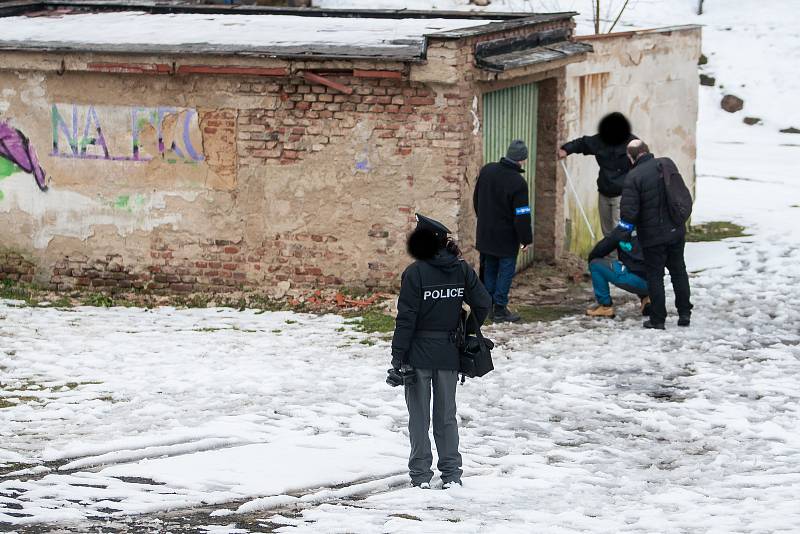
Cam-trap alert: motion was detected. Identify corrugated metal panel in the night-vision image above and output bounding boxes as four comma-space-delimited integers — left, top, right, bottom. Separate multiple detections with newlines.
482, 82, 538, 268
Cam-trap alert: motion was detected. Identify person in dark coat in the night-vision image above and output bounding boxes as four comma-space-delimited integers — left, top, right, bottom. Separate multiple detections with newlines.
559, 112, 638, 236
619, 140, 693, 329
585, 226, 650, 319
391, 213, 491, 489
473, 139, 533, 323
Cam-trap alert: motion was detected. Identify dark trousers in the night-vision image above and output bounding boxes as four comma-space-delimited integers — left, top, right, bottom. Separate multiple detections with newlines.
643, 237, 693, 324
480, 253, 517, 307
405, 368, 462, 485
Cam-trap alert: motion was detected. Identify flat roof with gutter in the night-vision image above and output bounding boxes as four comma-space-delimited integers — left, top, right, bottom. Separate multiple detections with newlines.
0, 1, 577, 61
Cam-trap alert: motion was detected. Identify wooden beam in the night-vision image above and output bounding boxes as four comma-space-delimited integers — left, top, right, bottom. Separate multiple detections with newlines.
176, 65, 288, 76
302, 71, 353, 95
86, 62, 172, 74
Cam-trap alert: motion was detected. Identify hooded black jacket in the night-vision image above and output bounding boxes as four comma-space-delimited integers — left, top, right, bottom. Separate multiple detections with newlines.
620, 154, 686, 248
391, 249, 491, 371
561, 133, 638, 197
588, 227, 646, 280
473, 158, 533, 258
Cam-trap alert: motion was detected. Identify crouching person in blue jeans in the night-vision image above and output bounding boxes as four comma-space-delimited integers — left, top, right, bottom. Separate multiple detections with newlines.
586, 225, 650, 318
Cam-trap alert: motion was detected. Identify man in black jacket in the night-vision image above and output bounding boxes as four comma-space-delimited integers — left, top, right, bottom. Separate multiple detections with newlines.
559, 112, 637, 236
392, 214, 491, 489
619, 140, 693, 329
586, 226, 650, 319
473, 139, 533, 323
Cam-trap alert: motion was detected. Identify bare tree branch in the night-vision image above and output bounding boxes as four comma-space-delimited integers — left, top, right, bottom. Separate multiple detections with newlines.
607, 0, 631, 33
594, 0, 601, 34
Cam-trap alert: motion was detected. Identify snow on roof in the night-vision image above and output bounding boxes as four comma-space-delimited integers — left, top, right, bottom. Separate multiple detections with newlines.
0, 11, 499, 59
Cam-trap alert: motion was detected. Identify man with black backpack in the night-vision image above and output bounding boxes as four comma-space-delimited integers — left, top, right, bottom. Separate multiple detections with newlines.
619, 140, 693, 329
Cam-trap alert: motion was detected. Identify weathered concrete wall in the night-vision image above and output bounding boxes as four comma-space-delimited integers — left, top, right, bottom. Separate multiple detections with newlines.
0, 60, 453, 294
563, 26, 701, 255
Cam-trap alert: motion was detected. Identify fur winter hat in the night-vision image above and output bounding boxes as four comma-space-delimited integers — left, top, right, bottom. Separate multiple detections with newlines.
407, 213, 450, 260
407, 228, 441, 261
598, 112, 632, 146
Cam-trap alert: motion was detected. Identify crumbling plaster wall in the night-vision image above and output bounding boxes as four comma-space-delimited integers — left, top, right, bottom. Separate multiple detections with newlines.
0, 59, 452, 293
563, 26, 701, 255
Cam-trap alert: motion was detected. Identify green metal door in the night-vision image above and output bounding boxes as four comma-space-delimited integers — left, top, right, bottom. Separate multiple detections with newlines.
482, 83, 538, 269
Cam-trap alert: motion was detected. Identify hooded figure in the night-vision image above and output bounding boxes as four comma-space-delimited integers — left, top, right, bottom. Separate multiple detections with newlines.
559, 112, 637, 236
391, 213, 491, 489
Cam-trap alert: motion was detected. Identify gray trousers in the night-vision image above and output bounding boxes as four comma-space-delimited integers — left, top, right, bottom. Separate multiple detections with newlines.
404, 368, 462, 485
598, 193, 621, 237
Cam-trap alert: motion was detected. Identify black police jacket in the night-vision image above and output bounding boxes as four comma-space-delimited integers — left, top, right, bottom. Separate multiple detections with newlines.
391, 250, 491, 371
620, 154, 686, 248
561, 133, 637, 197
473, 158, 533, 258
587, 227, 647, 280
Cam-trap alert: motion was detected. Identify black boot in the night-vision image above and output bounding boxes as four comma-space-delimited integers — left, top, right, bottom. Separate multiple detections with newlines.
677, 314, 691, 327
493, 304, 521, 323
643, 320, 665, 330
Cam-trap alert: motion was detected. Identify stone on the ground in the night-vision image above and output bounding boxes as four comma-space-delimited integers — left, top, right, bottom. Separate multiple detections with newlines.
721, 94, 744, 113
700, 74, 716, 86
743, 117, 762, 125
780, 126, 800, 134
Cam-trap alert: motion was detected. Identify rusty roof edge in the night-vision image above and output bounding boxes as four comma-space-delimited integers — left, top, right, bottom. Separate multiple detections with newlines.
426, 12, 578, 40
0, 1, 45, 17
576, 24, 702, 41
0, 41, 429, 63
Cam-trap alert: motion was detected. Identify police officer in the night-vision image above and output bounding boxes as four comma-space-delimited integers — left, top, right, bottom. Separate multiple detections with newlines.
391, 214, 491, 489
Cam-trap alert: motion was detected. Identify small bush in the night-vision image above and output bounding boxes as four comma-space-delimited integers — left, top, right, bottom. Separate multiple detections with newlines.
687, 221, 747, 242
347, 310, 395, 334
83, 293, 114, 307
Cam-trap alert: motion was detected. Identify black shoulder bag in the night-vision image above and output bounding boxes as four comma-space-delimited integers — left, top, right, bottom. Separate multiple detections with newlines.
457, 262, 494, 384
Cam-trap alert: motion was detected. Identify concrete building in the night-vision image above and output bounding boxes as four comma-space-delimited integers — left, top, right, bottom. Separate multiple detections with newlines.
0, 1, 700, 295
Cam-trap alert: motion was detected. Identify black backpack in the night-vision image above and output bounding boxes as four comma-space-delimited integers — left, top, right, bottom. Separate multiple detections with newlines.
658, 157, 693, 226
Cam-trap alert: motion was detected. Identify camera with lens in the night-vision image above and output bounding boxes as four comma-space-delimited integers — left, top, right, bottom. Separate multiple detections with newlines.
386, 365, 417, 387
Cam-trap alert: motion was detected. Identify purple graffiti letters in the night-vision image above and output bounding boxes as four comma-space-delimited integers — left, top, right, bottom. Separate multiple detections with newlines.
55, 104, 203, 163
0, 120, 48, 191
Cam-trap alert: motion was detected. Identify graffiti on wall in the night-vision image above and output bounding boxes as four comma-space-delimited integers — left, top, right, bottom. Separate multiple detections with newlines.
0, 120, 48, 192
51, 104, 204, 164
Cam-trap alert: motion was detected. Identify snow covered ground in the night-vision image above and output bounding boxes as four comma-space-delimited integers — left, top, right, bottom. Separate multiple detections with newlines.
2, 1, 800, 532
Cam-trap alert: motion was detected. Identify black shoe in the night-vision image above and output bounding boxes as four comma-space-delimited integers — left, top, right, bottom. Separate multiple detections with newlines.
643, 320, 665, 330
677, 315, 691, 327
493, 305, 521, 323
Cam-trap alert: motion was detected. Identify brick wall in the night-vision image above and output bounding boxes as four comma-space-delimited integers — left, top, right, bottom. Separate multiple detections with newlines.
32, 70, 469, 294
235, 76, 439, 167
0, 250, 35, 284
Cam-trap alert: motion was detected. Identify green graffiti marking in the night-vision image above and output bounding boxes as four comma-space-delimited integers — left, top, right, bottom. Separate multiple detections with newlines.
113, 195, 131, 210
0, 157, 20, 179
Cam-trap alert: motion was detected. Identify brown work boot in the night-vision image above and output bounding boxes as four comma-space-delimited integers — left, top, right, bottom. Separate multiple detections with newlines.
640, 296, 652, 316
586, 305, 615, 318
